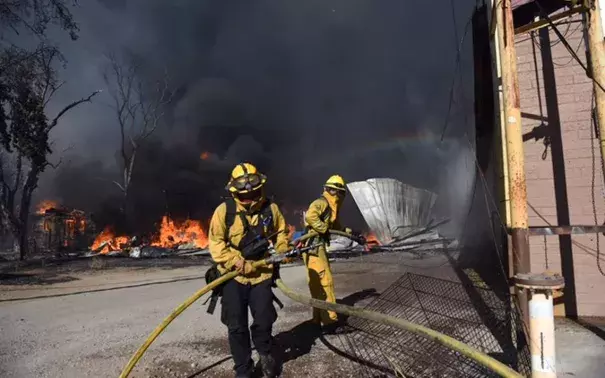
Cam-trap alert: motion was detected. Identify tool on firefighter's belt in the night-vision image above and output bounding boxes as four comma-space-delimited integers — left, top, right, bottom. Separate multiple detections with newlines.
203, 264, 223, 314
203, 262, 285, 314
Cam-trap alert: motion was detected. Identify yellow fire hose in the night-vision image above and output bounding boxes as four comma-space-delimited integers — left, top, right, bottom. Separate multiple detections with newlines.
119, 230, 523, 378
274, 279, 522, 378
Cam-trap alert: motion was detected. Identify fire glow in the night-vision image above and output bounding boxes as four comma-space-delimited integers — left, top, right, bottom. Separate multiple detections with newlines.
91, 215, 209, 253
365, 232, 380, 245
37, 200, 59, 214
151, 216, 208, 248
91, 227, 130, 253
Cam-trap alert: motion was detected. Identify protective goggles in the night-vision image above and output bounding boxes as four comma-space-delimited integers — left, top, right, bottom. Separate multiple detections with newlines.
230, 173, 263, 191
325, 182, 346, 191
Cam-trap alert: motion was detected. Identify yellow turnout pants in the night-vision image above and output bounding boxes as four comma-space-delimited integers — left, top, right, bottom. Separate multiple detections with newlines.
303, 244, 338, 325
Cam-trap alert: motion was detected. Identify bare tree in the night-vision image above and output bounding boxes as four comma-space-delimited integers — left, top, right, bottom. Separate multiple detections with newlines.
103, 53, 173, 201
0, 0, 79, 41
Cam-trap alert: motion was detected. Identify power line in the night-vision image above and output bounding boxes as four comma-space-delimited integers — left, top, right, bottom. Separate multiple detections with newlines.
439, 11, 474, 142
535, 0, 605, 92
589, 89, 605, 276
461, 134, 556, 373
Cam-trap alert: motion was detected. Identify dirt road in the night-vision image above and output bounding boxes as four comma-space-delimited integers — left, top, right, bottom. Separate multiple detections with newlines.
1, 255, 604, 377
0, 261, 367, 378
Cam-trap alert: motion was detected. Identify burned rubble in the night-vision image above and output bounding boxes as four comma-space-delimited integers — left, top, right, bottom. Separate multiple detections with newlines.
328, 178, 457, 259
30, 201, 97, 256
7, 177, 454, 264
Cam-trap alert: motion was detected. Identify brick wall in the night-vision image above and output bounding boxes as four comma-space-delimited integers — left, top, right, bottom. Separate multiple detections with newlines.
515, 16, 605, 317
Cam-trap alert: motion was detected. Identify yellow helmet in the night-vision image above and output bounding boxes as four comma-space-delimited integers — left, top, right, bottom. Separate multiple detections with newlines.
324, 175, 346, 192
226, 163, 267, 193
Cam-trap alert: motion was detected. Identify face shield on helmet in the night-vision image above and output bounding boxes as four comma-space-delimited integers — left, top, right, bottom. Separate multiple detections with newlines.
230, 173, 264, 192
226, 163, 267, 202
324, 175, 347, 198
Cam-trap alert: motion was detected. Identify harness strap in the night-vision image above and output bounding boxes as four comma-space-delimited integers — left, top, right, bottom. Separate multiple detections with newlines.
224, 198, 275, 247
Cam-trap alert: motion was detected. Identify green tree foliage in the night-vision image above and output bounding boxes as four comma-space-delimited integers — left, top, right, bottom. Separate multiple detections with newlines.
0, 1, 97, 259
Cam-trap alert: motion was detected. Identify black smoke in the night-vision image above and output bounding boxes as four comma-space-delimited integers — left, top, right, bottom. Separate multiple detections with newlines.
36, 0, 478, 235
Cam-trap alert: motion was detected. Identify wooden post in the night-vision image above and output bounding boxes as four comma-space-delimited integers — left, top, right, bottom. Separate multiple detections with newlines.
496, 0, 531, 318
586, 0, 605, 166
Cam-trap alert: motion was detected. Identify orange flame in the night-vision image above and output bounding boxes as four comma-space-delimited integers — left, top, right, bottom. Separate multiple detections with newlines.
200, 151, 210, 160
365, 232, 380, 245
91, 227, 130, 254
90, 215, 210, 252
37, 200, 59, 214
66, 219, 75, 236
151, 216, 208, 248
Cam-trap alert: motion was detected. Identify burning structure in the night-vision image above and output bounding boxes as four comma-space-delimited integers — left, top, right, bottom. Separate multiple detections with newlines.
30, 201, 96, 254
88, 215, 209, 257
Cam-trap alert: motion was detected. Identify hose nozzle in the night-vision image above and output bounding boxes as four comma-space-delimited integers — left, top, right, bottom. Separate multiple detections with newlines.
264, 243, 321, 265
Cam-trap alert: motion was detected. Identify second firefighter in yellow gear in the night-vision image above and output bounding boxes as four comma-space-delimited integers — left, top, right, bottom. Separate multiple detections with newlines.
303, 174, 352, 326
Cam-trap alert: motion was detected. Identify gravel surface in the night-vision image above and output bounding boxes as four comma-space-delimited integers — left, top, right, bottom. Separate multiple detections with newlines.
0, 259, 371, 378
1, 253, 604, 377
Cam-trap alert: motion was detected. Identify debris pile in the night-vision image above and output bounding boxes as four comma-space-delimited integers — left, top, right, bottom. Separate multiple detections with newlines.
87, 216, 210, 259
327, 178, 457, 258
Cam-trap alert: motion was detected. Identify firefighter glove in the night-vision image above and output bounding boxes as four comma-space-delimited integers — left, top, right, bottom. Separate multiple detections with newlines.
243, 260, 256, 275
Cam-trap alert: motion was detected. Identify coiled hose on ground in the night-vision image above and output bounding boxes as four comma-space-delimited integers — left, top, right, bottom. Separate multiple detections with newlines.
119, 230, 523, 378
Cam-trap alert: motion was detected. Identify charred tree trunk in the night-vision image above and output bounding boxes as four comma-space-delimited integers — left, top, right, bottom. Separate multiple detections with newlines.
15, 229, 28, 260
15, 165, 41, 260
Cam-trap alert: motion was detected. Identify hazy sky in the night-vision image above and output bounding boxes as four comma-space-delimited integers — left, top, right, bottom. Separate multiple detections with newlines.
31, 0, 479, 229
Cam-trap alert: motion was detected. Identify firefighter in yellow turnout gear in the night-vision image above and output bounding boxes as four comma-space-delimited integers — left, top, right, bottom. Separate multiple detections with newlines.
303, 175, 352, 329
208, 163, 288, 378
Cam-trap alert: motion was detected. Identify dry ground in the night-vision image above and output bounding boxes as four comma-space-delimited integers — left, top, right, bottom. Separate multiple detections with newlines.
1, 254, 604, 377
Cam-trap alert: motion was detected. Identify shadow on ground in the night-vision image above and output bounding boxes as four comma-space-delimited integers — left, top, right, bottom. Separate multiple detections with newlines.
0, 255, 212, 277
0, 272, 80, 285
271, 288, 380, 374
576, 317, 605, 342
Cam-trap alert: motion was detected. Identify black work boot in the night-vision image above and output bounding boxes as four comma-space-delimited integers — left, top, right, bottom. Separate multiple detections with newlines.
235, 370, 252, 378
259, 354, 277, 378
235, 359, 254, 378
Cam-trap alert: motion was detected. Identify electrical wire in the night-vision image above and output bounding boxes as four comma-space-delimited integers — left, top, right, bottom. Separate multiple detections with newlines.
527, 17, 584, 67
552, 33, 585, 67
475, 0, 605, 275
462, 134, 557, 374
535, 0, 605, 92
588, 88, 605, 275
439, 8, 475, 142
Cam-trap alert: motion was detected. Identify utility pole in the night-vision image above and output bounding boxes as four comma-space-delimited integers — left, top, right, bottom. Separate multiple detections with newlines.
587, 0, 605, 164
496, 0, 531, 314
